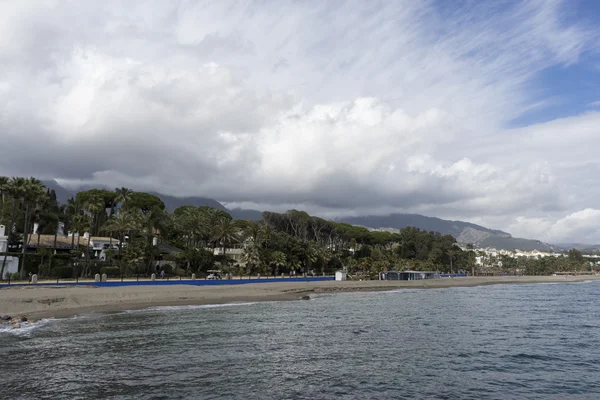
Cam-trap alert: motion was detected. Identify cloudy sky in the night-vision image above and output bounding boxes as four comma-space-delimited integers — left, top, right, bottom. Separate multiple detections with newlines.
1, 0, 600, 243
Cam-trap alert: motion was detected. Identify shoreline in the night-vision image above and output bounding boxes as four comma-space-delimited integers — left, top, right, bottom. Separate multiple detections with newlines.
1, 275, 599, 322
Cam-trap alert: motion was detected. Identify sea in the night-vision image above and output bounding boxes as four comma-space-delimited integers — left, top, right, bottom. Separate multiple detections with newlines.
1, 280, 599, 399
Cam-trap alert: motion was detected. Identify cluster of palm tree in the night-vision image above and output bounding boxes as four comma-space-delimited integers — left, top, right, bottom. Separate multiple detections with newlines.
169, 206, 265, 276
0, 177, 475, 280
0, 177, 49, 279
4, 176, 531, 280
0, 177, 270, 279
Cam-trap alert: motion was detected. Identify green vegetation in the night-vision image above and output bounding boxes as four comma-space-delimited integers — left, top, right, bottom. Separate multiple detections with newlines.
479, 249, 593, 276
0, 176, 596, 280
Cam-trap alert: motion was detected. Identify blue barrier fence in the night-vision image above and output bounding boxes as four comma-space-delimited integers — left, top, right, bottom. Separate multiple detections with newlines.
440, 274, 527, 277
0, 276, 335, 289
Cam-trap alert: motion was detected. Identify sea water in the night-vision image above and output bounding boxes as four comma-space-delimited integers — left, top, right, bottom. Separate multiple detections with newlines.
1, 281, 599, 399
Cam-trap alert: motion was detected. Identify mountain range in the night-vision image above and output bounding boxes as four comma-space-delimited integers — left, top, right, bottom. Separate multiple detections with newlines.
335, 214, 558, 252
42, 180, 559, 252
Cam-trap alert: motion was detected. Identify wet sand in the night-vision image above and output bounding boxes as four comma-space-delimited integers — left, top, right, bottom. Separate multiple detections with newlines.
1, 275, 598, 320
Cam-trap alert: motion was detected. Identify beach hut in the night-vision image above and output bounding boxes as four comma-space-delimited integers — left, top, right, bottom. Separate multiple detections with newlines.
335, 271, 347, 281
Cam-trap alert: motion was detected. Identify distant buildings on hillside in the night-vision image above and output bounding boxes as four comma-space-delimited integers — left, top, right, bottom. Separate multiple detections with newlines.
458, 245, 600, 268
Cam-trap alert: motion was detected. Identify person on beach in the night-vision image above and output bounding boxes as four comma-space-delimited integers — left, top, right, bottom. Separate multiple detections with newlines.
160, 270, 165, 279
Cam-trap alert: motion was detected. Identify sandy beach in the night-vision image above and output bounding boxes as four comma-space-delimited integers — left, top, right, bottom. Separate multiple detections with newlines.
1, 275, 599, 321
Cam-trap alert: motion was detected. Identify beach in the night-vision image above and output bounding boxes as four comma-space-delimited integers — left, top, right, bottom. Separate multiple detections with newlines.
1, 275, 599, 320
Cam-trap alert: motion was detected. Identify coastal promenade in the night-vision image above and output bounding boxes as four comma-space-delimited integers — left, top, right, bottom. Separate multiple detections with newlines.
0, 276, 334, 289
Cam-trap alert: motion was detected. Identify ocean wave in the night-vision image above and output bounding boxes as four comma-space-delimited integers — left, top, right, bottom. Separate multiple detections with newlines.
524, 280, 596, 286
0, 318, 55, 337
150, 302, 260, 311
569, 280, 595, 284
124, 302, 262, 314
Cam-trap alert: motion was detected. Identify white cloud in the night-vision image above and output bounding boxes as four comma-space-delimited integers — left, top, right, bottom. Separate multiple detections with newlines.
0, 0, 599, 242
508, 209, 600, 244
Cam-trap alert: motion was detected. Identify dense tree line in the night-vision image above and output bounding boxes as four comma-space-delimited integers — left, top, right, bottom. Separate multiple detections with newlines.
0, 176, 594, 280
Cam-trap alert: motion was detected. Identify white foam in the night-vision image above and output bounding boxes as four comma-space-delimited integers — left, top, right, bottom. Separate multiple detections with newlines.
0, 318, 55, 337
150, 302, 259, 311
123, 302, 262, 314
522, 280, 596, 286
568, 280, 595, 285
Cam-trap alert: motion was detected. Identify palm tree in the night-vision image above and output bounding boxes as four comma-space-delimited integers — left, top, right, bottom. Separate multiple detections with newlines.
84, 194, 105, 237
19, 178, 46, 279
139, 207, 171, 273
269, 251, 286, 276
316, 247, 333, 276
211, 218, 241, 278
103, 211, 140, 277
241, 246, 261, 277
194, 208, 216, 248
114, 187, 133, 213
0, 176, 9, 279
79, 194, 104, 276
289, 259, 302, 276
64, 197, 80, 249
242, 220, 266, 250
239, 220, 266, 277
0, 176, 9, 219
139, 207, 170, 239
35, 189, 60, 246
304, 243, 318, 276
185, 208, 211, 248
1, 177, 27, 279
72, 215, 89, 249
206, 208, 233, 227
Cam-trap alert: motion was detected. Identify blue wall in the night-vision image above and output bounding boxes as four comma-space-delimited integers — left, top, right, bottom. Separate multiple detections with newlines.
0, 276, 334, 289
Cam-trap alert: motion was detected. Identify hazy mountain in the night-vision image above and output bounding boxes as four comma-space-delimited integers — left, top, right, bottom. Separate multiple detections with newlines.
228, 208, 263, 221
477, 236, 557, 252
41, 180, 75, 204
337, 214, 509, 239
336, 213, 560, 251
150, 193, 227, 213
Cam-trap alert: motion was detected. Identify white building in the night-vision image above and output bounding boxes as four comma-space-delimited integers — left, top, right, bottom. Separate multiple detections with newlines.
212, 239, 254, 265
0, 225, 19, 278
335, 270, 347, 281
0, 225, 7, 253
88, 236, 120, 260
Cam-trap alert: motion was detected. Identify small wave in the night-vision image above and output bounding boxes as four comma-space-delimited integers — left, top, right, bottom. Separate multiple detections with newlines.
569, 280, 595, 284
384, 289, 406, 294
150, 302, 259, 311
505, 353, 566, 362
123, 302, 261, 314
0, 318, 55, 337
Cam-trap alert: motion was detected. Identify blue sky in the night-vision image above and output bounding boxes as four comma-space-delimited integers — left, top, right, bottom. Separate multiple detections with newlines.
0, 0, 600, 243
512, 60, 600, 127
